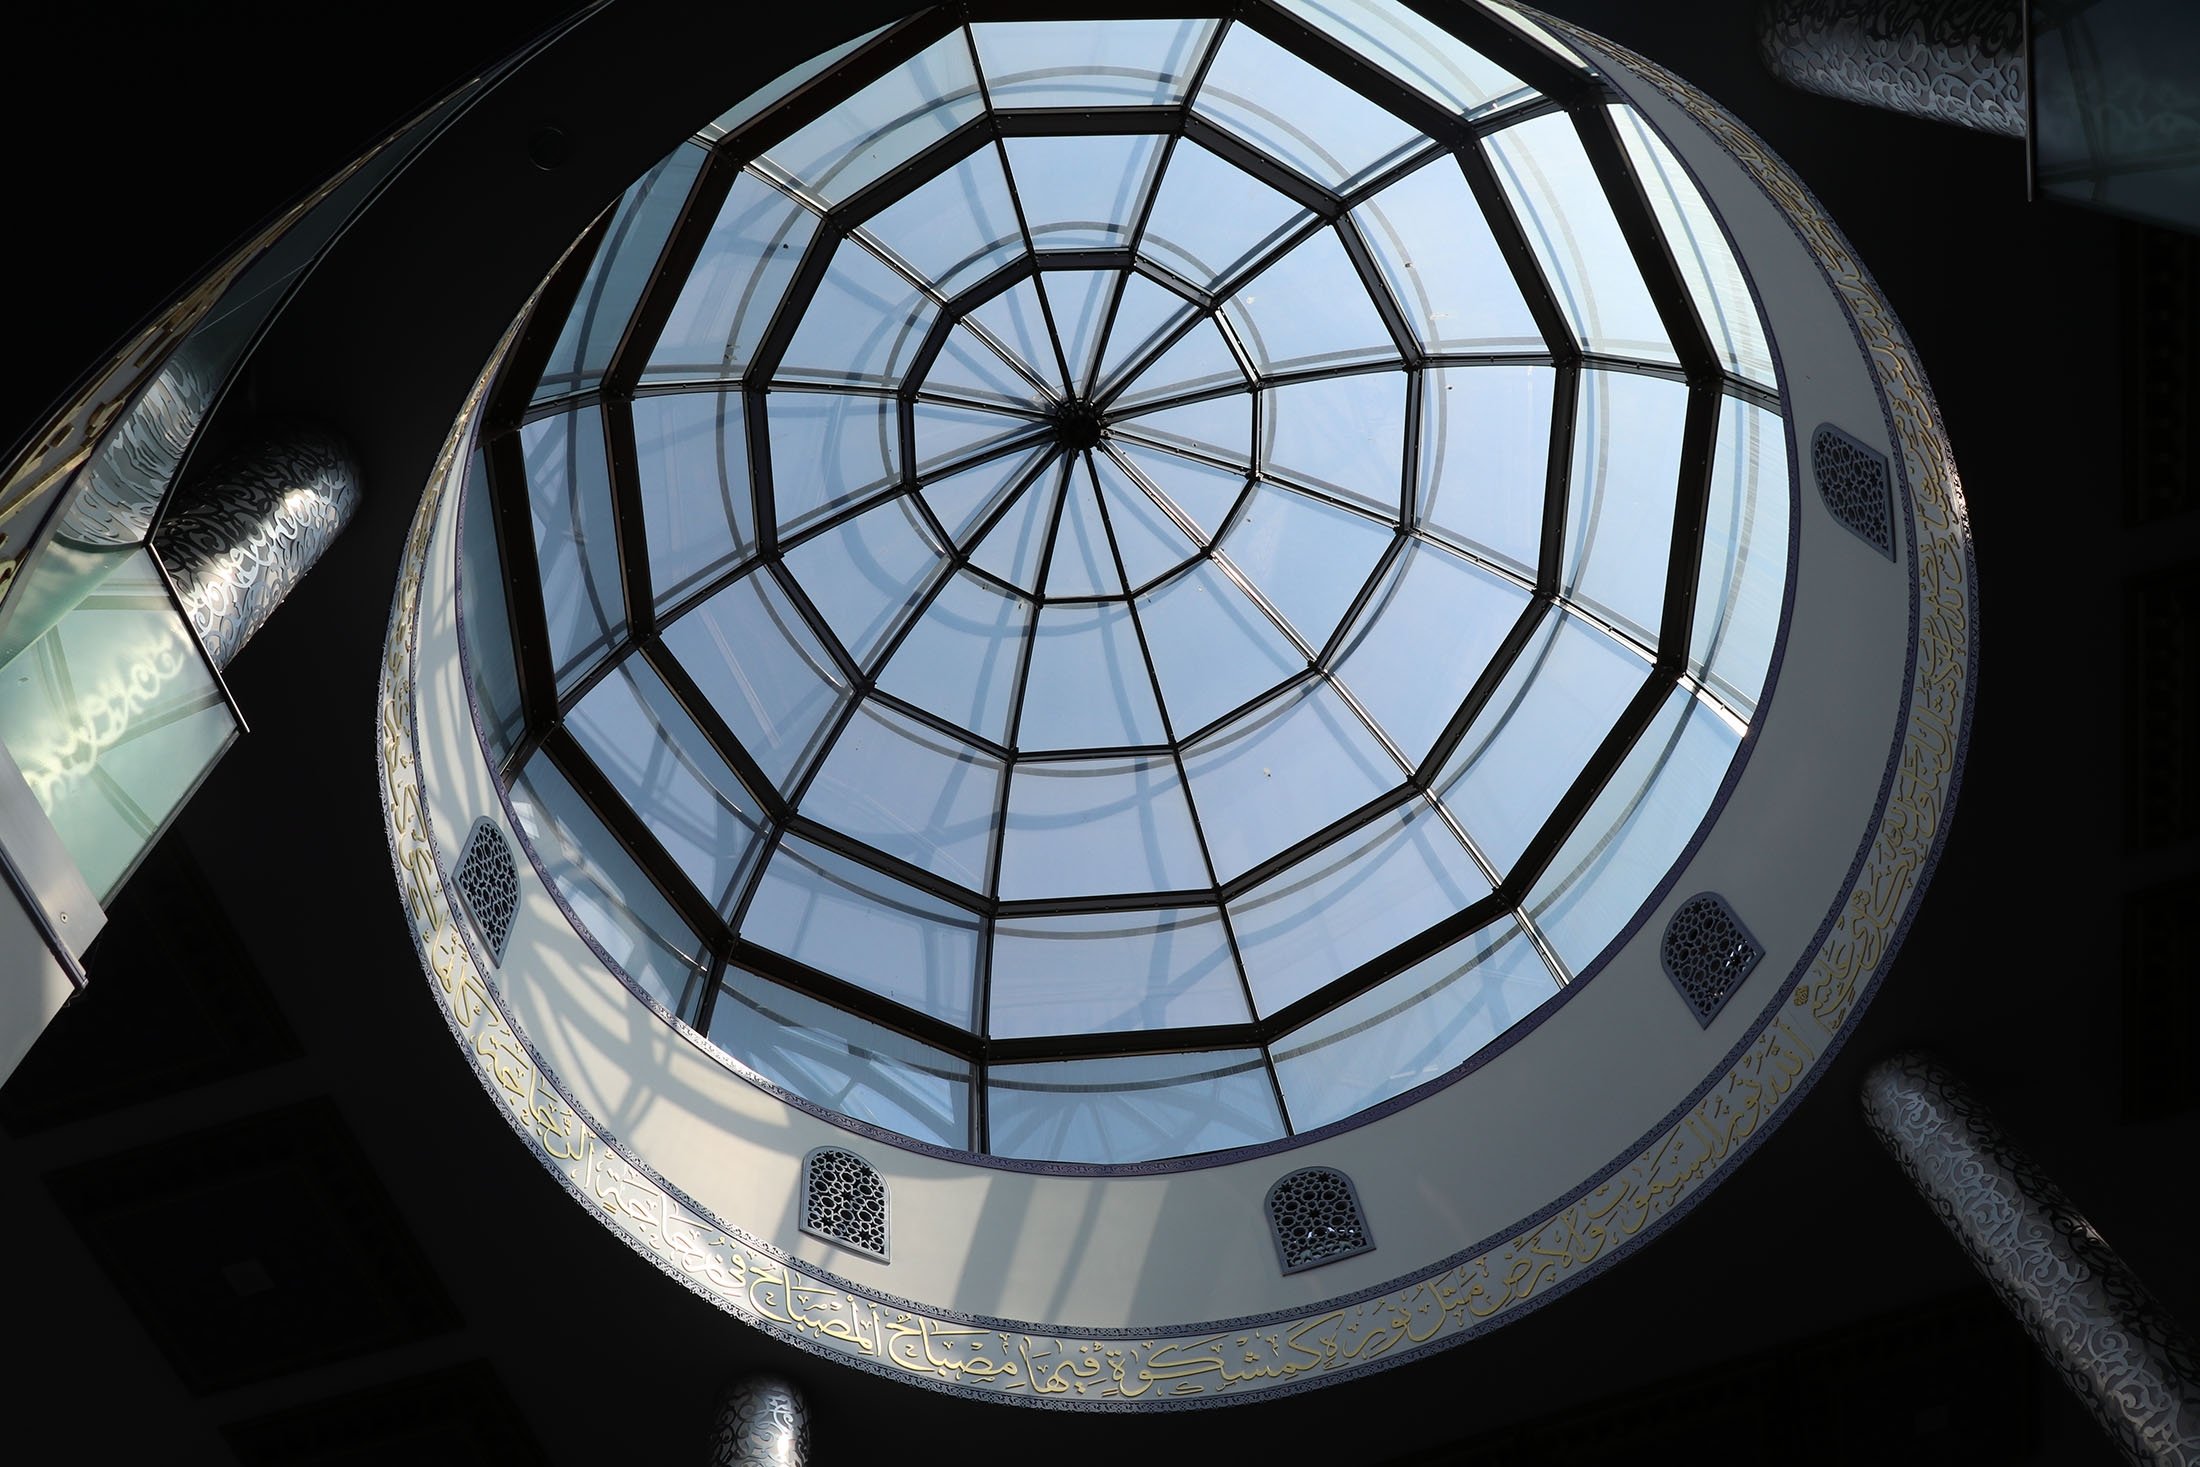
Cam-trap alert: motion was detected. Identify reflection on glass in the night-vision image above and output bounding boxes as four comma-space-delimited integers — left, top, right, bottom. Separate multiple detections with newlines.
1194, 23, 1422, 188
990, 906, 1248, 1038
568, 655, 764, 910
711, 966, 972, 1149
780, 494, 945, 667
875, 570, 1029, 744
1526, 686, 1739, 975
1110, 318, 1245, 410
1092, 272, 1200, 393
1417, 364, 1553, 574
1331, 538, 1533, 763
1038, 270, 1125, 393
921, 443, 1052, 547
859, 145, 1024, 296
1436, 610, 1646, 875
1356, 158, 1542, 355
1180, 679, 1394, 881
1690, 396, 1788, 718
1215, 479, 1392, 652
763, 390, 900, 534
1136, 560, 1302, 736
762, 32, 985, 205
799, 700, 1002, 891
973, 18, 1217, 107
1225, 226, 1399, 373
1139, 139, 1313, 288
988, 1050, 1284, 1163
519, 408, 626, 691
777, 238, 939, 389
1041, 473, 1123, 600
509, 752, 707, 1014
634, 391, 753, 608
1276, 0, 1533, 117
1090, 451, 1201, 588
1114, 391, 1255, 465
1006, 134, 1164, 252
660, 569, 847, 793
968, 459, 1064, 591
913, 400, 1043, 475
1272, 918, 1556, 1130
1262, 370, 1408, 513
1106, 442, 1245, 541
1231, 797, 1488, 1015
1017, 601, 1167, 750
741, 834, 981, 1028
1486, 110, 1674, 362
968, 276, 1068, 394
645, 170, 819, 385
999, 755, 1209, 900
923, 325, 1052, 407
1563, 370, 1688, 646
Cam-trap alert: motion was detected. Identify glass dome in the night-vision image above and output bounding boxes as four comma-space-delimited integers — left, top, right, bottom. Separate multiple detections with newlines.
459, 0, 1792, 1166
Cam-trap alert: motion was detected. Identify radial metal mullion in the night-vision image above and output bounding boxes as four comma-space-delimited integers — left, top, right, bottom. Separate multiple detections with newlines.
1655, 382, 1722, 673
604, 148, 738, 399
764, 562, 864, 697
1179, 111, 1343, 222
1537, 362, 1580, 598
489, 209, 614, 433
1239, 0, 1480, 151
1336, 215, 1423, 367
1416, 593, 1549, 781
823, 115, 997, 232
599, 396, 658, 639
481, 429, 559, 735
1571, 102, 1719, 382
539, 724, 733, 951
1085, 447, 1279, 1122
1497, 666, 1670, 906
1313, 530, 1409, 668
691, 952, 728, 1036
637, 637, 792, 826
1094, 308, 1227, 413
1453, 142, 1577, 367
944, 442, 1064, 568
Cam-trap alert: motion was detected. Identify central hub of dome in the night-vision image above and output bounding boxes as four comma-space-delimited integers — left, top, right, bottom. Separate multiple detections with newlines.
1051, 398, 1105, 451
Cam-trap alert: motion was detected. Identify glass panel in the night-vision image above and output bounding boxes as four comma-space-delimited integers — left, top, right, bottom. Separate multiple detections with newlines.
1135, 560, 1302, 737
1354, 158, 1543, 355
1035, 269, 1119, 392
914, 400, 1043, 475
1114, 390, 1255, 465
1004, 134, 1164, 251
1526, 685, 1740, 976
777, 237, 939, 389
633, 390, 752, 609
968, 276, 1066, 394
1417, 363, 1553, 575
1614, 107, 1776, 388
457, 459, 525, 763
968, 459, 1064, 591
780, 494, 945, 667
1040, 470, 1123, 600
1224, 225, 1399, 373
876, 570, 1030, 744
987, 1050, 1283, 1164
1180, 679, 1395, 882
1272, 919, 1556, 1131
703, 22, 894, 142
518, 407, 625, 690
1331, 538, 1534, 763
1092, 272, 1200, 393
1230, 798, 1490, 1016
660, 569, 847, 793
508, 752, 706, 1014
1275, 0, 1533, 117
1215, 479, 1393, 652
859, 145, 1025, 296
1090, 450, 1200, 588
536, 144, 706, 400
1436, 610, 1647, 875
0, 548, 239, 902
711, 966, 972, 1149
1193, 23, 1423, 189
1139, 139, 1314, 289
1015, 601, 1167, 750
1262, 370, 1408, 514
799, 700, 1001, 892
1563, 370, 1688, 647
1477, 2, 1592, 73
922, 443, 1053, 547
922, 324, 1051, 408
762, 32, 985, 205
998, 755, 1209, 900
1486, 110, 1673, 362
1110, 317, 1245, 409
1106, 442, 1246, 541
1690, 396, 1789, 719
567, 655, 764, 911
989, 907, 1249, 1039
763, 390, 900, 535
741, 834, 981, 1028
973, 18, 1217, 107
644, 170, 820, 385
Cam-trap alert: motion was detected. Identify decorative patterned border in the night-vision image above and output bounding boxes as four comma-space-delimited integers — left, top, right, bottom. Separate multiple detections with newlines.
379, 12, 1975, 1409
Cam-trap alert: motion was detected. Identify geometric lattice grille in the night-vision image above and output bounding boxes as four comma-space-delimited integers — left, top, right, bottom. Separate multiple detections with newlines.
453, 818, 519, 967
1812, 423, 1895, 559
1266, 1167, 1374, 1275
801, 1148, 888, 1261
1660, 892, 1763, 1027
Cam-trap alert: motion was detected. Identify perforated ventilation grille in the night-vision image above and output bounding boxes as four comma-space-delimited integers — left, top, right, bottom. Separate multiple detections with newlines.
1660, 893, 1763, 1026
801, 1148, 888, 1260
1812, 423, 1895, 558
453, 819, 519, 967
1267, 1167, 1374, 1275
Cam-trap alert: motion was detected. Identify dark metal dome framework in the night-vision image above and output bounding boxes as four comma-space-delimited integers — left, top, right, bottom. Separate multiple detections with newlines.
459, 0, 1788, 1164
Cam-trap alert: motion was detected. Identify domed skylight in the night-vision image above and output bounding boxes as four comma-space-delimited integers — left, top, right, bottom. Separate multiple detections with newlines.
459, 0, 1791, 1166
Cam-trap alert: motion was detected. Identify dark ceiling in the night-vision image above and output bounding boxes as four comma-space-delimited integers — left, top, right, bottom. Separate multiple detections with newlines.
3, 4, 2192, 1463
